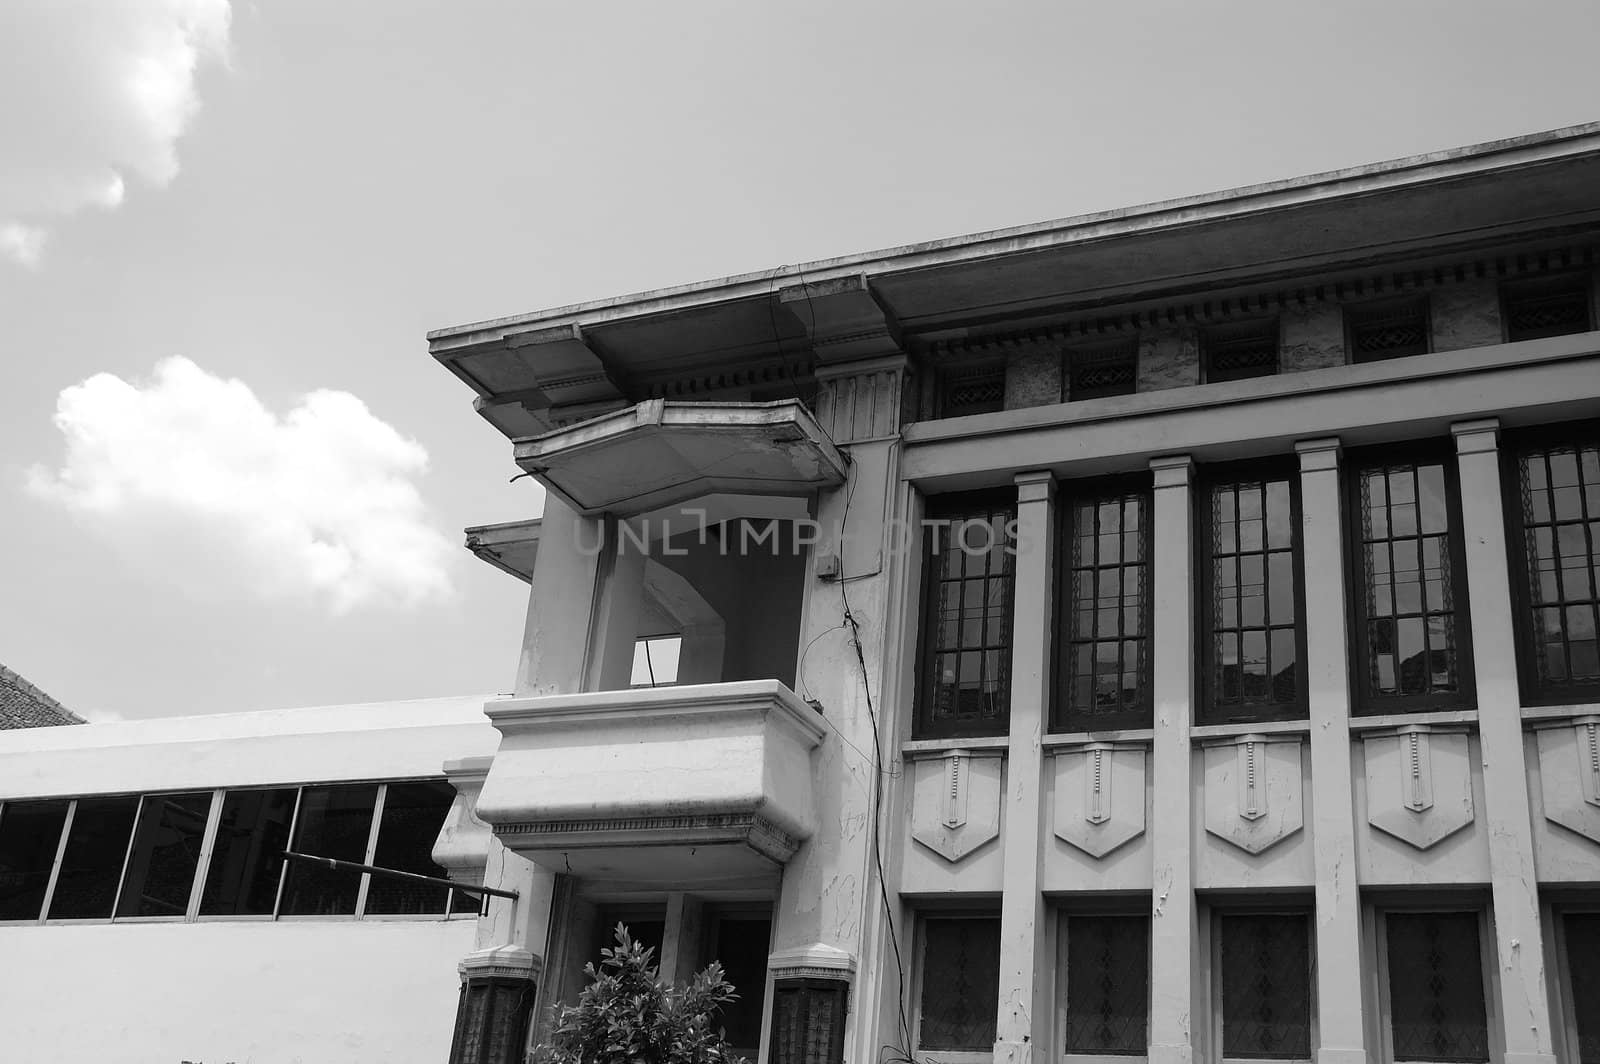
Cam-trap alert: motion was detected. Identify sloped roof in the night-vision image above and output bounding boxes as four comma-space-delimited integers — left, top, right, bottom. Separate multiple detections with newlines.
0, 665, 87, 729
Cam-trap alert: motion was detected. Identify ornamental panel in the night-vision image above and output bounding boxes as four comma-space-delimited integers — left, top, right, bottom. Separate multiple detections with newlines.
1052, 744, 1146, 858
1536, 716, 1600, 846
1202, 735, 1303, 855
910, 750, 1002, 863
1364, 728, 1474, 850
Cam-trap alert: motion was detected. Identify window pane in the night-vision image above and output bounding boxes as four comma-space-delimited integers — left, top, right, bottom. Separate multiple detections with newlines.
1517, 439, 1600, 695
1386, 912, 1489, 1063
1566, 913, 1600, 1064
922, 496, 1016, 735
1219, 913, 1311, 1060
1208, 474, 1301, 721
200, 788, 297, 916
115, 791, 212, 918
1060, 488, 1151, 730
919, 917, 1001, 1050
0, 800, 69, 920
1064, 915, 1149, 1054
364, 781, 454, 915
280, 784, 376, 916
47, 796, 138, 920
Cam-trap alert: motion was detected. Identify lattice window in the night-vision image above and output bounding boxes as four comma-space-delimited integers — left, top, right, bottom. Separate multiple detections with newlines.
1347, 299, 1430, 362
1203, 319, 1279, 383
1063, 914, 1149, 1055
939, 362, 1006, 417
918, 916, 1002, 1051
770, 978, 849, 1064
1204, 472, 1303, 722
1503, 274, 1594, 342
1385, 912, 1490, 1063
1353, 455, 1469, 711
448, 976, 536, 1064
1058, 487, 1151, 731
1067, 341, 1138, 401
1218, 913, 1312, 1060
1564, 913, 1600, 1064
1514, 435, 1600, 698
918, 494, 1016, 738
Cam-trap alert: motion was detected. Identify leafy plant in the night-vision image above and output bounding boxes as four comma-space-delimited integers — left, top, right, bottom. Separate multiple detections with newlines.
531, 924, 747, 1064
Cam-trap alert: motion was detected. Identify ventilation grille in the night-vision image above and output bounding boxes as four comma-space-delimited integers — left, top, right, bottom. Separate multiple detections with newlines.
1204, 319, 1279, 382
1067, 341, 1138, 401
938, 363, 1006, 417
1348, 299, 1429, 362
1504, 275, 1593, 342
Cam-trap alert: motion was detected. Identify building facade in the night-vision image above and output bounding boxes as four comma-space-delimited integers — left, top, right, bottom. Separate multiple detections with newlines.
1, 124, 1598, 1064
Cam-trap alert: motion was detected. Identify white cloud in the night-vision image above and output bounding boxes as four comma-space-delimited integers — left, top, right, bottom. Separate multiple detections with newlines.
28, 357, 456, 613
0, 0, 230, 267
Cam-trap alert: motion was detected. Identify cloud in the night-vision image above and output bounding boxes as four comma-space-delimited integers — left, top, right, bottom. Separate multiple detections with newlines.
28, 357, 456, 613
0, 0, 230, 267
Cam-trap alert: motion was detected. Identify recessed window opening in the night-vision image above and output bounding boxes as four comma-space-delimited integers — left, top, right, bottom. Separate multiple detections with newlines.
915, 913, 1002, 1052
1346, 298, 1430, 362
630, 635, 682, 688
1502, 273, 1594, 342
1203, 318, 1279, 383
1066, 340, 1139, 401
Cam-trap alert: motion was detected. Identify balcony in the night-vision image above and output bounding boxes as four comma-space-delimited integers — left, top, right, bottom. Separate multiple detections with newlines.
473, 680, 827, 888
511, 398, 848, 517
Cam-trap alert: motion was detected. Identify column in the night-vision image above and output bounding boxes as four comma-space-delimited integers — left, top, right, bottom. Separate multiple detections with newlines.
1294, 438, 1368, 1064
994, 470, 1055, 1064
1148, 455, 1197, 1064
515, 496, 606, 696
1451, 418, 1556, 1064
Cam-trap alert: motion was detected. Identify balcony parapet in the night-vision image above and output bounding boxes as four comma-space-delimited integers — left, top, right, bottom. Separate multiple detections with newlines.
475, 680, 827, 885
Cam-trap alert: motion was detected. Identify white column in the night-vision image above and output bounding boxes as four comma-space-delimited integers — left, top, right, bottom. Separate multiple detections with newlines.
994, 470, 1056, 1064
1148, 455, 1197, 1064
1451, 418, 1556, 1064
1294, 438, 1368, 1064
515, 497, 606, 697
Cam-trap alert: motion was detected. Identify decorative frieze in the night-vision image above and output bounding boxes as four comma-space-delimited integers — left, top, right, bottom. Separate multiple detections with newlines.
1362, 726, 1475, 850
1051, 743, 1147, 858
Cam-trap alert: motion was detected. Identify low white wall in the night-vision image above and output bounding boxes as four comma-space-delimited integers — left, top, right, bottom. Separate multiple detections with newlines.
0, 919, 475, 1064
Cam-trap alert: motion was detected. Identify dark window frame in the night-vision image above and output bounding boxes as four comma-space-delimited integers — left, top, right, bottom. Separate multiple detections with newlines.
1064, 339, 1139, 402
1053, 473, 1155, 732
914, 910, 1003, 1053
1197, 458, 1310, 725
1208, 901, 1317, 1063
1059, 908, 1151, 1056
1499, 272, 1596, 344
1378, 906, 1494, 1064
1343, 296, 1432, 364
1501, 420, 1600, 707
1552, 904, 1600, 1064
1343, 440, 1477, 715
936, 360, 1007, 419
1201, 317, 1280, 384
914, 490, 1018, 740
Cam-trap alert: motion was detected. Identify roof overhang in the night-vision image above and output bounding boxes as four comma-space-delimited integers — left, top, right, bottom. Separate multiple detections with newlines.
512, 398, 848, 517
463, 519, 542, 583
430, 123, 1600, 436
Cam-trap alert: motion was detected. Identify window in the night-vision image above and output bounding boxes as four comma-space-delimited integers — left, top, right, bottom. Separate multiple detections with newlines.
201, 787, 297, 916
939, 362, 1007, 418
115, 790, 213, 918
1056, 482, 1152, 731
1061, 913, 1149, 1056
0, 779, 463, 924
917, 493, 1017, 738
0, 799, 69, 920
631, 635, 682, 688
1381, 911, 1490, 1063
1556, 910, 1600, 1064
1345, 298, 1430, 363
917, 914, 1001, 1052
703, 910, 773, 1057
1347, 447, 1474, 713
1502, 273, 1594, 343
1066, 340, 1138, 401
1506, 427, 1600, 704
1202, 466, 1305, 723
1203, 319, 1279, 383
47, 795, 138, 919
1216, 912, 1312, 1061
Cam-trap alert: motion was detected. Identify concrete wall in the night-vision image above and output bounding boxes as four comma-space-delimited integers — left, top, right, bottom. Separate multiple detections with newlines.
0, 920, 473, 1064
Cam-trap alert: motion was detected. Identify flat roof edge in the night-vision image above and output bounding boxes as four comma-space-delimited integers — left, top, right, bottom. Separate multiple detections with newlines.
428, 121, 1600, 348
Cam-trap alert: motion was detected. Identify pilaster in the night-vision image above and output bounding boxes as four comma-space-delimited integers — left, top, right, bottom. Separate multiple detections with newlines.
1148, 455, 1197, 1064
994, 471, 1055, 1064
1294, 438, 1368, 1064
1451, 418, 1556, 1064
515, 496, 606, 697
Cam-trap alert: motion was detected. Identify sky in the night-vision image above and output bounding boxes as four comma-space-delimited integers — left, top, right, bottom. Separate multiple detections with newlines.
2, 0, 1599, 721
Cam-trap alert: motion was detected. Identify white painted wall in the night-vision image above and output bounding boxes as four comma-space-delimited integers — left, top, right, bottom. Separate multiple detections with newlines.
0, 919, 474, 1064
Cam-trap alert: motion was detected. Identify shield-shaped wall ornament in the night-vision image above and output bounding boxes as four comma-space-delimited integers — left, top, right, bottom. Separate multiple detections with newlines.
1536, 716, 1600, 846
1052, 743, 1146, 858
910, 749, 1002, 863
1202, 733, 1303, 854
1363, 726, 1473, 850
